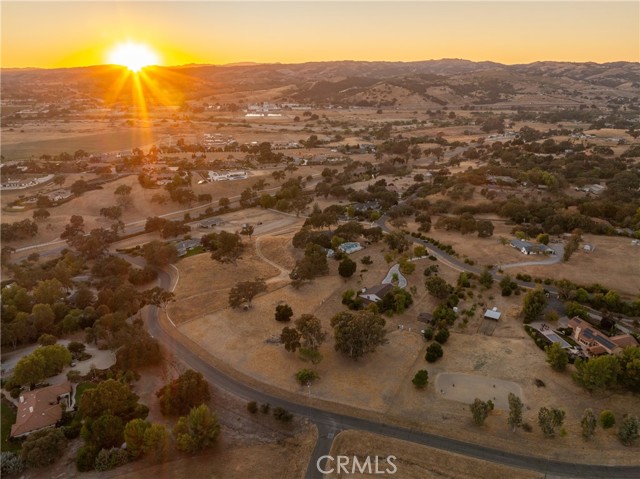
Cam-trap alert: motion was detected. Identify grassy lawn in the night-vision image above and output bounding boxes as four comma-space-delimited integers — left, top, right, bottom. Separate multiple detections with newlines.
74, 381, 97, 404
1, 395, 20, 452
182, 245, 205, 258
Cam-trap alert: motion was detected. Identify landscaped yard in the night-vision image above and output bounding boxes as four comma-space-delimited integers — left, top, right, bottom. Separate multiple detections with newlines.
74, 381, 96, 405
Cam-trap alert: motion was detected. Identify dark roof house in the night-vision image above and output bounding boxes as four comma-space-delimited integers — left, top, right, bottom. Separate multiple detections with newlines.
359, 284, 393, 303
510, 239, 555, 255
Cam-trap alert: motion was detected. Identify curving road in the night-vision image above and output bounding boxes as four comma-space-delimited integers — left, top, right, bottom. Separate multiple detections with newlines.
145, 267, 640, 479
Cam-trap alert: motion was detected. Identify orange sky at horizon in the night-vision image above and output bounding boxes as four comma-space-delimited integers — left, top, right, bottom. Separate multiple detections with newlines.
1, 1, 638, 68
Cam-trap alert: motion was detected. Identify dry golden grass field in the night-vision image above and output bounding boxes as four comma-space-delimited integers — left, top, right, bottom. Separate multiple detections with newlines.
326, 430, 543, 479
513, 234, 640, 298
415, 222, 640, 297
168, 249, 280, 324
172, 232, 640, 464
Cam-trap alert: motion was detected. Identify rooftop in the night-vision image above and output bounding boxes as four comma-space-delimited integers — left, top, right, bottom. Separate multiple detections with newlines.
362, 283, 393, 298
11, 382, 71, 438
484, 309, 502, 320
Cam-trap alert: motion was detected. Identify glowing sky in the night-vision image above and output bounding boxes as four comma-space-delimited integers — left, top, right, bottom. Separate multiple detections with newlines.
1, 1, 638, 68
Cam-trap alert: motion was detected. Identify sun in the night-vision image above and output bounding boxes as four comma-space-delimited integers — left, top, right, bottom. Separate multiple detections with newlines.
107, 41, 159, 72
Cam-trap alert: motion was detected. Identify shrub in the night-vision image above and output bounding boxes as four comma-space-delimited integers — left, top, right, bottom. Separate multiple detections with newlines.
76, 444, 98, 472
156, 370, 210, 416
38, 333, 57, 346
0, 452, 26, 476
94, 448, 129, 472
600, 410, 616, 429
21, 428, 67, 467
422, 327, 434, 340
260, 403, 270, 414
246, 401, 258, 414
618, 415, 640, 446
412, 370, 429, 388
425, 343, 444, 363
434, 328, 450, 344
63, 418, 83, 439
295, 369, 319, 385
273, 407, 293, 422
274, 303, 294, 322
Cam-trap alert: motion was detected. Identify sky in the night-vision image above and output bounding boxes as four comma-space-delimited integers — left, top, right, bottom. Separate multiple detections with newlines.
1, 1, 638, 68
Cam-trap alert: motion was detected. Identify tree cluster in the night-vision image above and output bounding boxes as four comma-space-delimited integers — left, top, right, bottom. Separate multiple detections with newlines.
156, 370, 211, 416
202, 231, 244, 264
331, 309, 387, 360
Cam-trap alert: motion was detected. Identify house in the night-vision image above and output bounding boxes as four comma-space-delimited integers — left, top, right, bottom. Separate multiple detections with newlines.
226, 171, 247, 180
352, 201, 380, 213
417, 312, 435, 325
199, 217, 222, 229
208, 171, 227, 182
509, 239, 555, 255
46, 189, 72, 202
11, 382, 72, 438
175, 239, 201, 257
487, 175, 518, 185
581, 184, 605, 195
484, 308, 502, 321
568, 317, 638, 356
338, 242, 363, 254
207, 170, 247, 182
359, 284, 393, 303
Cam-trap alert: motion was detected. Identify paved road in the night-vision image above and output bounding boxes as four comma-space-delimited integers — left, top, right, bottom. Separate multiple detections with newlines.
381, 263, 407, 288
144, 267, 640, 479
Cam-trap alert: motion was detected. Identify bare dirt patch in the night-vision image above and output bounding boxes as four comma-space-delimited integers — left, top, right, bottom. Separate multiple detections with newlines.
326, 430, 543, 479
435, 372, 523, 409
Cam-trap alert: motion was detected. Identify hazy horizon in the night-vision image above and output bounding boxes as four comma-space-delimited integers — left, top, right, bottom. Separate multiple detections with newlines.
2, 56, 639, 72
2, 1, 638, 69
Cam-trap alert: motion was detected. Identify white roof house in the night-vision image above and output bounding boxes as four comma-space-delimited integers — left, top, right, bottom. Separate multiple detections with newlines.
484, 308, 502, 321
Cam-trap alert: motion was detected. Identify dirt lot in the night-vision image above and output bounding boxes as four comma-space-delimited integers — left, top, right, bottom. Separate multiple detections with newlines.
326, 430, 543, 479
435, 372, 523, 409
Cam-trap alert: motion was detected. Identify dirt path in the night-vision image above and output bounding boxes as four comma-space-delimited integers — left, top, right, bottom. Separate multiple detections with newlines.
254, 236, 291, 284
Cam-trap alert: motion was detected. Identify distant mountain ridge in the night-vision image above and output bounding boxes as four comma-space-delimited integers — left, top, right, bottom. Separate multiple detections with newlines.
2, 59, 638, 107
